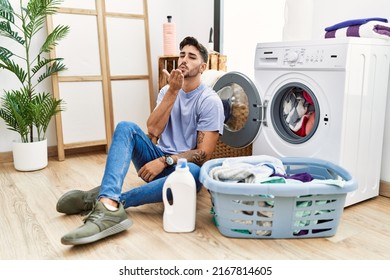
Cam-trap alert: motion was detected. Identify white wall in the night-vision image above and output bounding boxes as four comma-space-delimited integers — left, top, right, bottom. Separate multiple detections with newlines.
221, 0, 286, 78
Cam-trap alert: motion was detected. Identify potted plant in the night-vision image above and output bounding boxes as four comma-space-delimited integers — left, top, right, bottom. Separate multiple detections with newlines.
0, 0, 69, 171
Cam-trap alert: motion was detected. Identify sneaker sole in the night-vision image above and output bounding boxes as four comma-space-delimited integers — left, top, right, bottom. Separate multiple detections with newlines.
56, 187, 99, 215
61, 219, 133, 245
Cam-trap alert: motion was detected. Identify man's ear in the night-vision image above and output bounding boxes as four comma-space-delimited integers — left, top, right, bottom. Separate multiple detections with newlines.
200, 62, 208, 73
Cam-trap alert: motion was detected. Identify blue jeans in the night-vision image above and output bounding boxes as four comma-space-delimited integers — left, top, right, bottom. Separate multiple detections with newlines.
98, 121, 202, 208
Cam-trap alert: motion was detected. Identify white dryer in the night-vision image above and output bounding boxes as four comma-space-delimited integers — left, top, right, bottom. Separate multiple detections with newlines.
213, 38, 390, 206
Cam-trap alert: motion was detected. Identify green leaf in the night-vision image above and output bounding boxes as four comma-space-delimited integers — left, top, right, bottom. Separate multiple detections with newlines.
0, 89, 33, 143
0, 21, 25, 45
40, 25, 70, 53
0, 0, 14, 23
0, 59, 28, 84
0, 46, 13, 62
31, 57, 63, 75
30, 92, 64, 139
37, 60, 67, 83
23, 15, 45, 39
27, 0, 63, 18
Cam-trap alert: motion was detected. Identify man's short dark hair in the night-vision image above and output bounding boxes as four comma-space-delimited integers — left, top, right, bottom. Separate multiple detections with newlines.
179, 36, 208, 63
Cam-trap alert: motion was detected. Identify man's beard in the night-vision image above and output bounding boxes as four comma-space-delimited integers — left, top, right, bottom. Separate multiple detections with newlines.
183, 66, 201, 79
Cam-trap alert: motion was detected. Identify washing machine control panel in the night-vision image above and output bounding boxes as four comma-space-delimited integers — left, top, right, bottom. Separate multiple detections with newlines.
283, 48, 326, 66
285, 51, 300, 63
256, 44, 348, 70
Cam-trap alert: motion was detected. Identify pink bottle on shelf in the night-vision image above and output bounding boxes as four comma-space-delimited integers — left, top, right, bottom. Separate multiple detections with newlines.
163, 15, 177, 56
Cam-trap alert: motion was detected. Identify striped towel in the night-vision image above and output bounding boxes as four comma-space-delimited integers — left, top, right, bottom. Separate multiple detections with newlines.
325, 20, 390, 40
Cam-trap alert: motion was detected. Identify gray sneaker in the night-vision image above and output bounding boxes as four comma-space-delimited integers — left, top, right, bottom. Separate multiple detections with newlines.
56, 186, 100, 215
61, 201, 133, 245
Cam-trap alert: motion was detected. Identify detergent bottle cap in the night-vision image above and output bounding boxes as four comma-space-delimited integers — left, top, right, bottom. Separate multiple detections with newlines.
176, 158, 188, 170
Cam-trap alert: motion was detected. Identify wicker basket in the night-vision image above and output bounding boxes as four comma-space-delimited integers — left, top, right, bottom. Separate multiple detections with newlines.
211, 139, 253, 159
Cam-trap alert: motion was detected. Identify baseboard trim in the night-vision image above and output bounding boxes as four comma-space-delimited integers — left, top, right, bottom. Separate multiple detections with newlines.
380, 180, 390, 198
0, 145, 106, 163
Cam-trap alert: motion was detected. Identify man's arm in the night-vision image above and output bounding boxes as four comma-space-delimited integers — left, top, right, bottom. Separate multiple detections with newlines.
147, 69, 183, 139
137, 130, 219, 182
174, 130, 220, 166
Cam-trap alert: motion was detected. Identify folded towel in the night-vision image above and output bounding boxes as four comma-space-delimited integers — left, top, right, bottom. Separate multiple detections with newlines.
325, 20, 390, 40
325, 17, 388, 32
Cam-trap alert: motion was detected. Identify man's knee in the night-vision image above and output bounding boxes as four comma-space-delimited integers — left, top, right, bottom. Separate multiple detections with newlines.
187, 163, 202, 192
114, 121, 145, 137
115, 121, 138, 131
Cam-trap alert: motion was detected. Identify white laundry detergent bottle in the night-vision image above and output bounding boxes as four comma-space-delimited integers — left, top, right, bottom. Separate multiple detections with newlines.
162, 158, 196, 232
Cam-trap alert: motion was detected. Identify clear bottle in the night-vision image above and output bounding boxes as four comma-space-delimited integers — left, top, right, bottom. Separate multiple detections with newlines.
163, 158, 196, 232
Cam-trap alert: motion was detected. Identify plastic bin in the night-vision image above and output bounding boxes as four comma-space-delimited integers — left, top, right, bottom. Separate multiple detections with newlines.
199, 156, 357, 238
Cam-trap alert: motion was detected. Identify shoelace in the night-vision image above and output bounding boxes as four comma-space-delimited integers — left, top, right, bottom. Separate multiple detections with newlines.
82, 203, 101, 223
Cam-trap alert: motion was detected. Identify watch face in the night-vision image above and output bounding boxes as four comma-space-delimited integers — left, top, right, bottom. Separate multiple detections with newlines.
165, 156, 174, 166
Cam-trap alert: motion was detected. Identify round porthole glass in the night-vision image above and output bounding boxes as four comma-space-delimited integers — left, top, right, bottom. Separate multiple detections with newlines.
213, 71, 262, 148
217, 83, 249, 133
271, 83, 320, 144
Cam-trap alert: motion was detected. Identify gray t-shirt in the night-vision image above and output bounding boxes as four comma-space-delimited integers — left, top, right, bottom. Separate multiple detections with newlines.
156, 83, 224, 154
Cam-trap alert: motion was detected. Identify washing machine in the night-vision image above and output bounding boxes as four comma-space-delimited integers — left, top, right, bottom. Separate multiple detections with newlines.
213, 38, 390, 206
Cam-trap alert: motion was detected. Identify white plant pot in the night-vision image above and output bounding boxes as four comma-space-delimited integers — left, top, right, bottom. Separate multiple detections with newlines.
12, 138, 48, 171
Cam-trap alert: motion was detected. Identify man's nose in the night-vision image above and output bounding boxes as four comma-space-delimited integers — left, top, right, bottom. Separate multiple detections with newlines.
181, 55, 189, 63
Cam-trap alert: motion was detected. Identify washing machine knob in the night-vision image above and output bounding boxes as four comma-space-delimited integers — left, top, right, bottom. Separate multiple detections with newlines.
286, 51, 299, 63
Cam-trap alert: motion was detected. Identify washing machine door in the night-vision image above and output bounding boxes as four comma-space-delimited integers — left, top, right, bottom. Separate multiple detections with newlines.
269, 83, 320, 144
213, 71, 262, 148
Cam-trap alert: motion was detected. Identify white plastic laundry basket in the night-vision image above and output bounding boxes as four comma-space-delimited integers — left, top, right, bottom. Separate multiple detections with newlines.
199, 157, 357, 239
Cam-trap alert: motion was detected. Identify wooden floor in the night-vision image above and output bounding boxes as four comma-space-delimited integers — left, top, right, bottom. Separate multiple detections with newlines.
1, 151, 390, 260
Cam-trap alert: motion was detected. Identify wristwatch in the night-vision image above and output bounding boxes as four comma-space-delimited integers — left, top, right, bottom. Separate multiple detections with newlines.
164, 155, 175, 166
